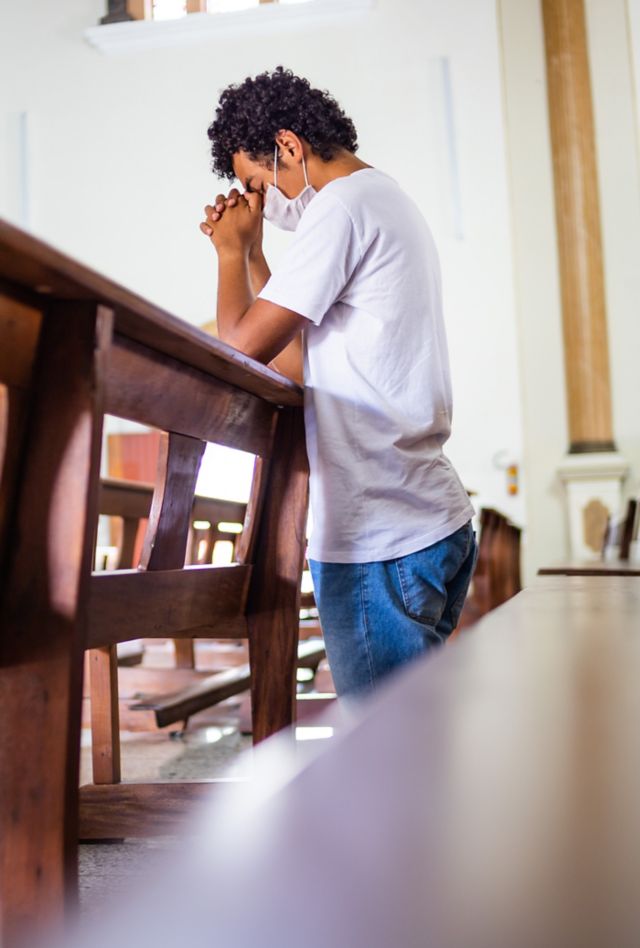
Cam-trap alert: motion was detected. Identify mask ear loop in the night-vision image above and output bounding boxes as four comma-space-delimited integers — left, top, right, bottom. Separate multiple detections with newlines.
274, 142, 310, 189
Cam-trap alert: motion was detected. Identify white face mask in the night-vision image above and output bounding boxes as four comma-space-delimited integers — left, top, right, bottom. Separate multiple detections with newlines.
263, 145, 317, 231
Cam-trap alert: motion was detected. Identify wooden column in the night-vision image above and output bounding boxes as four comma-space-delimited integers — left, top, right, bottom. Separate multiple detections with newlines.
541, 0, 615, 454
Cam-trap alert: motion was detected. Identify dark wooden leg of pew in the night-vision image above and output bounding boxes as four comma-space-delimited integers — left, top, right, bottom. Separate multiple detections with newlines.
117, 515, 139, 570
247, 407, 309, 745
89, 646, 121, 784
0, 295, 43, 567
0, 303, 110, 944
174, 639, 196, 669
87, 509, 135, 785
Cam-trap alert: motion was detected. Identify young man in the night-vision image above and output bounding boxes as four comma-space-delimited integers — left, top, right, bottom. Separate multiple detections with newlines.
200, 66, 476, 699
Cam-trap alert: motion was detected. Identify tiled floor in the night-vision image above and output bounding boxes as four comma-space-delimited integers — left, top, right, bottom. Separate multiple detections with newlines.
78, 642, 338, 916
78, 718, 252, 913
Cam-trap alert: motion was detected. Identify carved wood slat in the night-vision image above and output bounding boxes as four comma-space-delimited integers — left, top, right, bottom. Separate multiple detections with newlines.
0, 302, 111, 946
78, 782, 225, 839
106, 334, 278, 458
87, 565, 251, 648
235, 456, 268, 566
140, 431, 207, 669
138, 431, 206, 571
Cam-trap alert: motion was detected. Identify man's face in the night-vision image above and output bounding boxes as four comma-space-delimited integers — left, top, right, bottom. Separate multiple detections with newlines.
232, 149, 303, 200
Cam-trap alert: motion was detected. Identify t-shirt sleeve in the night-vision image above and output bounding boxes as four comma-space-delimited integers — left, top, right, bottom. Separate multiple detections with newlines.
257, 195, 363, 326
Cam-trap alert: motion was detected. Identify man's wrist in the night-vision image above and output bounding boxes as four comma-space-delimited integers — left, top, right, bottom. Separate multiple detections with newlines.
216, 243, 250, 263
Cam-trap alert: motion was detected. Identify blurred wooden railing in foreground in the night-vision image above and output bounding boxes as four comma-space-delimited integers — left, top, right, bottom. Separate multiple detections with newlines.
0, 217, 309, 946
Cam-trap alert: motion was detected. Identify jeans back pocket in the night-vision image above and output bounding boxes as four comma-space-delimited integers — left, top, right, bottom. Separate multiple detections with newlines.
395, 523, 474, 625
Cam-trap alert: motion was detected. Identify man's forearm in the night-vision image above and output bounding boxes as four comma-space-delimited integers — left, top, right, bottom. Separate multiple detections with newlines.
249, 247, 271, 296
216, 248, 253, 343
216, 247, 272, 345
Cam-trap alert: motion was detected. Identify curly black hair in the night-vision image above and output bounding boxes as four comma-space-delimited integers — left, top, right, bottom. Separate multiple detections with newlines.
207, 66, 359, 181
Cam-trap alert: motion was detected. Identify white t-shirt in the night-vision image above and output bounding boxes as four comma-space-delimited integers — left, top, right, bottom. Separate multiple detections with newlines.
258, 167, 474, 563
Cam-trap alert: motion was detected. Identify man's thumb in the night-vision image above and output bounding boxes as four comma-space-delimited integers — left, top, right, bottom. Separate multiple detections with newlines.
244, 191, 263, 213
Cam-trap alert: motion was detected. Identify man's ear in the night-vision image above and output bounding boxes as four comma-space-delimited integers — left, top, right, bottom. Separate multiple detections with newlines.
275, 129, 302, 160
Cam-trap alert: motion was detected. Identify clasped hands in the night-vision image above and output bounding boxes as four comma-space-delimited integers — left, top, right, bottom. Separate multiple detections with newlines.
199, 188, 263, 257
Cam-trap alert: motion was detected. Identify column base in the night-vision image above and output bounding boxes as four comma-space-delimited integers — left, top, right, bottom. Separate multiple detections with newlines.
557, 452, 629, 560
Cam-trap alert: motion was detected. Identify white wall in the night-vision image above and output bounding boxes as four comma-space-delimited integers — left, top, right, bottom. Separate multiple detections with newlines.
588, 0, 640, 499
498, 0, 640, 579
498, 0, 569, 580
605, 0, 640, 495
1, 0, 530, 559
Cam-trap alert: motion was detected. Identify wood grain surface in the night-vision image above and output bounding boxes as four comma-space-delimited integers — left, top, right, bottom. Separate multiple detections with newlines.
0, 302, 111, 943
0, 217, 302, 407
88, 565, 251, 647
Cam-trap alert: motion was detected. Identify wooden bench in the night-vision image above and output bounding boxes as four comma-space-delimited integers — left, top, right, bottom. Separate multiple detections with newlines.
619, 497, 638, 561
0, 217, 310, 944
457, 507, 522, 628
540, 497, 640, 577
539, 560, 640, 577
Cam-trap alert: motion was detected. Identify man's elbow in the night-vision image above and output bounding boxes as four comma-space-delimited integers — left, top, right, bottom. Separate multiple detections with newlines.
217, 322, 272, 365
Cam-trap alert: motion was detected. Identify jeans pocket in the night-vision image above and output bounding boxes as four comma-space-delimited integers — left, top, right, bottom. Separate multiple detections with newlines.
395, 523, 474, 625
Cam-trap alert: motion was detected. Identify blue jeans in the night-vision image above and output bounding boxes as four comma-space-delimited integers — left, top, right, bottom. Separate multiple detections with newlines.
309, 521, 477, 698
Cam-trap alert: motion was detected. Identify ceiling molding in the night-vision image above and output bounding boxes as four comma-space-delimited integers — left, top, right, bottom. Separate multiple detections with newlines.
84, 0, 375, 53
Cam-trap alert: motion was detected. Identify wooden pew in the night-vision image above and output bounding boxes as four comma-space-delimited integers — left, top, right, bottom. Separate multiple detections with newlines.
98, 475, 246, 570
129, 638, 329, 728
0, 217, 309, 945
539, 560, 640, 577
620, 497, 639, 561
457, 507, 522, 629
540, 496, 640, 577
